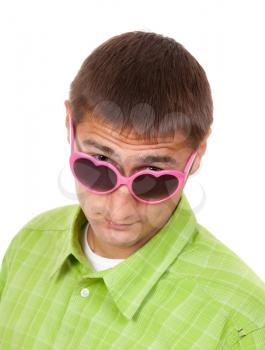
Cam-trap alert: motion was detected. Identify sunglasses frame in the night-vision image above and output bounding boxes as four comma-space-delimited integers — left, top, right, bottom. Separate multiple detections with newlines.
68, 113, 198, 204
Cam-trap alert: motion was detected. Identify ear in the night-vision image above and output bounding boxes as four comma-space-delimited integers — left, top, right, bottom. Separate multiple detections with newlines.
64, 100, 71, 144
189, 128, 212, 175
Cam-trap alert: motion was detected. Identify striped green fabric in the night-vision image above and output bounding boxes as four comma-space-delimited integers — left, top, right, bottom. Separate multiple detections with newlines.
0, 192, 265, 349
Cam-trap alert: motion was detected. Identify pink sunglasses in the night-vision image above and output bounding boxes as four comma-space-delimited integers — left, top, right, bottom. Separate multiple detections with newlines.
69, 113, 198, 204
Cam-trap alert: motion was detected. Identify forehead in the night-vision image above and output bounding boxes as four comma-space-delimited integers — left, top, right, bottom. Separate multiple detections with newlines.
76, 117, 190, 149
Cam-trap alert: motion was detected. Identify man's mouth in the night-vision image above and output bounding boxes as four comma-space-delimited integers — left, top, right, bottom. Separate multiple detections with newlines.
106, 219, 133, 230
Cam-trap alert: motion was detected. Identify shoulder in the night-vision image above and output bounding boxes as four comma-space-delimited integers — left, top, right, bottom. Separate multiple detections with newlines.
170, 222, 265, 342
19, 204, 80, 231
4, 204, 80, 261
192, 223, 265, 292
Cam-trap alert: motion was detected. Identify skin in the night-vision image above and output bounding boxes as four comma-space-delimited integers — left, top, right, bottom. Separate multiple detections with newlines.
65, 100, 211, 259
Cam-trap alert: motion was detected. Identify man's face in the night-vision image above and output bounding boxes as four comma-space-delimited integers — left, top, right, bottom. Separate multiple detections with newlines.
66, 110, 203, 259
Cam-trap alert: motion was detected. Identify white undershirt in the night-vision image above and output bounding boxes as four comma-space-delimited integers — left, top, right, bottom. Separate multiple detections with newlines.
81, 222, 125, 271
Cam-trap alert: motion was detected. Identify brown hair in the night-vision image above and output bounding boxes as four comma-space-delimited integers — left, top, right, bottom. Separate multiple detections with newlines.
68, 31, 213, 150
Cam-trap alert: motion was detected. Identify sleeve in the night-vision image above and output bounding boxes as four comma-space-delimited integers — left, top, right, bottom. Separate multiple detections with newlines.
0, 230, 24, 301
232, 326, 265, 349
0, 251, 9, 301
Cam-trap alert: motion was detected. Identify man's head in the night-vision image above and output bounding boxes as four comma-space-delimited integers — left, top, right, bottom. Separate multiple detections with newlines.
65, 31, 213, 259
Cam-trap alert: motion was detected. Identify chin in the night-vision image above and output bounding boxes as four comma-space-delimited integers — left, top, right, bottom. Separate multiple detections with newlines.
101, 226, 140, 245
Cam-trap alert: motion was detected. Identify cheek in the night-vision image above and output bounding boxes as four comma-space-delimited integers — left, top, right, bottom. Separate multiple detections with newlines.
74, 180, 87, 199
75, 181, 99, 211
139, 199, 178, 230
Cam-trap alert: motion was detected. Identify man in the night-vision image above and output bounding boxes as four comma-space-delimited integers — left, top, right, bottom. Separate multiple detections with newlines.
0, 31, 265, 349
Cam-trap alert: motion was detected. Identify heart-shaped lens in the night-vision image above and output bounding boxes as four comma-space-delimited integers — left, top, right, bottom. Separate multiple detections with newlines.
132, 173, 179, 201
73, 158, 117, 191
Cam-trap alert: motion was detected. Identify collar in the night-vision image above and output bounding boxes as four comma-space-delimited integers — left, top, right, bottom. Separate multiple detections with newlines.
47, 192, 198, 320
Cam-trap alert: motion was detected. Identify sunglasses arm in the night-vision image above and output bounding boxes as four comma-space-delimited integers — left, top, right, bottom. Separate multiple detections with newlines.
184, 150, 198, 183
69, 113, 75, 154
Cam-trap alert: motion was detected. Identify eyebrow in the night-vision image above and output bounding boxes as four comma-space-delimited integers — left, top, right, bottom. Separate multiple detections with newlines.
82, 140, 119, 158
82, 139, 178, 167
138, 155, 177, 166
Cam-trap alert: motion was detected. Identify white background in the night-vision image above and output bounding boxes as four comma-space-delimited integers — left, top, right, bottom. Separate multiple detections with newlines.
0, 0, 264, 280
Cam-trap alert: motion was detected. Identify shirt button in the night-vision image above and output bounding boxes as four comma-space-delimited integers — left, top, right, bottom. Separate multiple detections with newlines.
80, 288, 90, 297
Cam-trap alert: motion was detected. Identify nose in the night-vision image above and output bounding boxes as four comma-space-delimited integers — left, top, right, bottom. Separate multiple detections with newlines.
110, 182, 136, 202
105, 183, 138, 219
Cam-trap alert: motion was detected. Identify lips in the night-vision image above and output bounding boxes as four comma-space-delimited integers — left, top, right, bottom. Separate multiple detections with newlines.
106, 219, 133, 228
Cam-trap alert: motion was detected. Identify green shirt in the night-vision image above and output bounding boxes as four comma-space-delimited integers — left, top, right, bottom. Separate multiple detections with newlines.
1, 192, 265, 349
